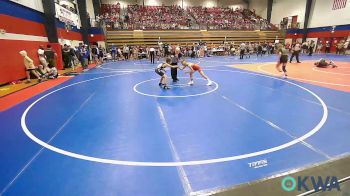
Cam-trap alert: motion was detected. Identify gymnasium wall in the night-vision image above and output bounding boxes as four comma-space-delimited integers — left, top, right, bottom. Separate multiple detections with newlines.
284, 0, 350, 48
309, 0, 350, 28
270, 0, 306, 27
0, 0, 48, 85
9, 0, 44, 12
249, 0, 267, 20
263, 0, 350, 29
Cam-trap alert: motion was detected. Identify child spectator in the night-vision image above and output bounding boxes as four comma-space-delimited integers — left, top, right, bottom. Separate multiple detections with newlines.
19, 50, 42, 83
37, 64, 50, 78
48, 66, 59, 79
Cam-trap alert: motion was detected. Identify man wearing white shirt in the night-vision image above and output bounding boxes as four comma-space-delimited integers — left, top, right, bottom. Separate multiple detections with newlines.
123, 45, 129, 60
239, 42, 246, 59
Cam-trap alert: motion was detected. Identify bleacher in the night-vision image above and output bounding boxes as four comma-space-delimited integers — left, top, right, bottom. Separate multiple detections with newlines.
106, 30, 283, 47
102, 4, 283, 47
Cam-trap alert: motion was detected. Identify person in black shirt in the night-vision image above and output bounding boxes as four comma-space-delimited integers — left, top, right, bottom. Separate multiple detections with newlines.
325, 42, 331, 53
170, 48, 182, 82
155, 58, 178, 89
98, 45, 104, 63
91, 44, 99, 64
62, 44, 72, 69
257, 43, 263, 57
164, 44, 170, 56
308, 40, 315, 56
44, 44, 57, 68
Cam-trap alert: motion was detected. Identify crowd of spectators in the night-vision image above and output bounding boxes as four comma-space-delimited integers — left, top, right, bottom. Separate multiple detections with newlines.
126, 4, 191, 30
96, 3, 122, 28
17, 43, 109, 84
97, 3, 275, 30
187, 7, 273, 30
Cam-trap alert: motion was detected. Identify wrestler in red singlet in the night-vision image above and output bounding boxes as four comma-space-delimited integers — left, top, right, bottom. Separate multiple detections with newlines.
192, 64, 201, 71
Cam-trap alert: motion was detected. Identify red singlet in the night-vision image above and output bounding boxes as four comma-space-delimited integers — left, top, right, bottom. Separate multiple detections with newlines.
192, 64, 201, 71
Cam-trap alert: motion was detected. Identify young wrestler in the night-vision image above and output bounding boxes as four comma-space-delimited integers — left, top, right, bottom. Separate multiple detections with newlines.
19, 50, 42, 83
276, 44, 289, 78
180, 60, 213, 86
155, 57, 179, 89
37, 64, 49, 78
314, 59, 337, 68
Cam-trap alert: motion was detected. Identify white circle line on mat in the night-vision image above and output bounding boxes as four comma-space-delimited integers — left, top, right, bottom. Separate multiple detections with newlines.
258, 64, 350, 87
312, 67, 350, 75
21, 69, 328, 166
133, 77, 218, 98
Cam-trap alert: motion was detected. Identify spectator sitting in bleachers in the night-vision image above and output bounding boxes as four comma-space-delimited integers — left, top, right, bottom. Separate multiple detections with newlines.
99, 4, 276, 30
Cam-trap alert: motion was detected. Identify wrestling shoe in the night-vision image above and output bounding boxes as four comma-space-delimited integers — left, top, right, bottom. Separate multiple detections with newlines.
163, 85, 171, 89
206, 80, 213, 86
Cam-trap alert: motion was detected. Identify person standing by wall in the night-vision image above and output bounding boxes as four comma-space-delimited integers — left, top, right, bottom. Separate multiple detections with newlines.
79, 45, 89, 71
44, 44, 57, 68
316, 42, 323, 53
123, 45, 129, 60
62, 44, 72, 69
325, 41, 331, 53
308, 40, 315, 56
289, 41, 301, 63
111, 44, 117, 61
98, 45, 104, 64
302, 41, 309, 54
91, 44, 99, 64
164, 44, 170, 57
270, 42, 275, 54
129, 46, 133, 60
239, 42, 246, 59
66, 44, 77, 71
345, 40, 350, 55
149, 46, 155, 64
336, 41, 344, 55
257, 43, 263, 57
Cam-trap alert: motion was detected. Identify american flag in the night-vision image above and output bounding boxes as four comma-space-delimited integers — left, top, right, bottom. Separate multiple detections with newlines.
332, 0, 347, 10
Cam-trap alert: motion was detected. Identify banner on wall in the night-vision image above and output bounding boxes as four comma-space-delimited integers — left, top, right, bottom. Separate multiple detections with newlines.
332, 0, 347, 10
55, 3, 81, 29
